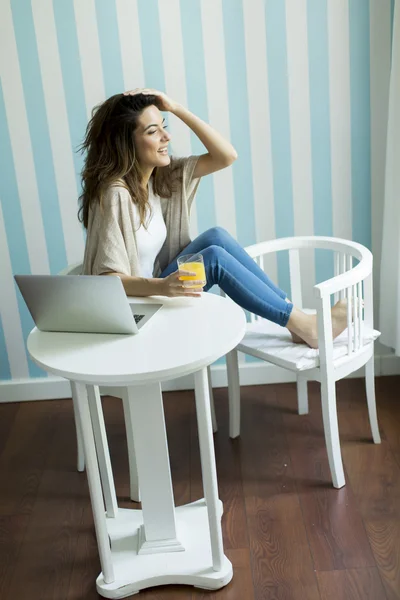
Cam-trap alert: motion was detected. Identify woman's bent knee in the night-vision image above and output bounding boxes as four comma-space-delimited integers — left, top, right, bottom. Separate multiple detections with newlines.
205, 226, 232, 245
202, 244, 226, 262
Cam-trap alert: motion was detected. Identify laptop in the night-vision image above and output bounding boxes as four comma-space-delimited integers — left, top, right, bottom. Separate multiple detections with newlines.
14, 274, 163, 335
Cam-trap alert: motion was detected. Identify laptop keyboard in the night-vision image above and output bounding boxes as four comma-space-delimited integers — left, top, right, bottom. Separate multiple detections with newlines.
134, 314, 145, 324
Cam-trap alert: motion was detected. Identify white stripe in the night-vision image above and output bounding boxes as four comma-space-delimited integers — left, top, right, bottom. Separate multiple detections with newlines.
370, 0, 392, 319
158, 0, 198, 237
0, 0, 49, 275
200, 0, 237, 239
243, 0, 278, 285
115, 0, 145, 90
0, 201, 29, 379
286, 0, 316, 306
73, 0, 106, 120
327, 0, 352, 241
32, 0, 85, 266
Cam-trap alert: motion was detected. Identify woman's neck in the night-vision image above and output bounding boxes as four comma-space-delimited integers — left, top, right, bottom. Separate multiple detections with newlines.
141, 166, 154, 188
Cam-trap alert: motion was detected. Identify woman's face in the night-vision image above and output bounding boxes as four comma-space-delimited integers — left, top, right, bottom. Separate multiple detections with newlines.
134, 105, 172, 170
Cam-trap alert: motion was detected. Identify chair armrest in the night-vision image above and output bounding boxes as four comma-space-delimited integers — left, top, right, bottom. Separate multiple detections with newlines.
244, 236, 370, 260
313, 254, 372, 299
58, 262, 83, 276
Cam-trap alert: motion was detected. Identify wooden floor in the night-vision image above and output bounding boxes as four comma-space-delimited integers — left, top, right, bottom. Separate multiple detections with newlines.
0, 376, 399, 600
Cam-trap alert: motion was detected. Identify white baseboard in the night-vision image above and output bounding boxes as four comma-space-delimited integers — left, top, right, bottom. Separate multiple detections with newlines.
0, 354, 398, 404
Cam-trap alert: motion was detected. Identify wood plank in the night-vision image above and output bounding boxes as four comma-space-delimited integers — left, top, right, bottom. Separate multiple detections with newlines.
337, 378, 400, 522
240, 384, 320, 600
345, 440, 400, 521
191, 549, 254, 599
67, 505, 100, 600
317, 567, 387, 600
0, 402, 19, 457
164, 390, 192, 507
0, 400, 63, 515
337, 377, 382, 444
280, 380, 375, 570
0, 515, 30, 599
365, 520, 400, 600
4, 470, 86, 600
99, 395, 134, 508
42, 397, 82, 473
324, 378, 400, 599
374, 376, 400, 468
191, 386, 248, 550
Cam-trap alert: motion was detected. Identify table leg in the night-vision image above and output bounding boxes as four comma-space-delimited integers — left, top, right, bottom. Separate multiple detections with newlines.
121, 388, 141, 503
87, 385, 118, 518
207, 365, 218, 433
125, 383, 183, 553
70, 381, 85, 472
194, 367, 224, 572
73, 382, 114, 584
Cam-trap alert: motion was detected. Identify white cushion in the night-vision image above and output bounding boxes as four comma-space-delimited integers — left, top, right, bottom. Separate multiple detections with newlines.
238, 310, 380, 371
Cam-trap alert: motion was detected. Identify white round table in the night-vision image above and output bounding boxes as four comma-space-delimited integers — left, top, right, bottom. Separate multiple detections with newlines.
27, 293, 246, 598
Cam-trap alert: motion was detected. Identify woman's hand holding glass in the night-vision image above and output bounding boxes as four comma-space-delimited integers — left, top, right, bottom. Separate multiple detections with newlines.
158, 269, 206, 298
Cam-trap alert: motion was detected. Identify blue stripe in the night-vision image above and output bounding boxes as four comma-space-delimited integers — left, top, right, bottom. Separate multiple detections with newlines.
137, 0, 166, 90
95, 0, 124, 96
0, 314, 11, 380
264, 0, 294, 296
222, 0, 256, 248
0, 81, 45, 379
180, 0, 217, 234
53, 0, 87, 195
307, 0, 334, 284
349, 0, 371, 249
10, 0, 67, 275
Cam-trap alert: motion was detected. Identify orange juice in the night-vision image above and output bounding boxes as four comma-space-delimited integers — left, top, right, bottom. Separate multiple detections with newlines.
178, 261, 206, 288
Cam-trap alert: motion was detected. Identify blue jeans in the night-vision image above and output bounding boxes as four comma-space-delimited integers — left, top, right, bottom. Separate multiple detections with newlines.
159, 227, 293, 327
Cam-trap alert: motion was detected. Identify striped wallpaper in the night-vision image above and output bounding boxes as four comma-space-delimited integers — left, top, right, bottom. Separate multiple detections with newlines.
0, 0, 394, 383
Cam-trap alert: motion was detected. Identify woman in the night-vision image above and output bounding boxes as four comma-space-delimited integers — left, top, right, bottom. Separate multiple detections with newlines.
80, 88, 347, 348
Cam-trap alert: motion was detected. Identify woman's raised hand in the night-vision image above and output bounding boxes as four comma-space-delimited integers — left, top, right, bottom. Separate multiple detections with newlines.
123, 88, 178, 113
158, 269, 205, 298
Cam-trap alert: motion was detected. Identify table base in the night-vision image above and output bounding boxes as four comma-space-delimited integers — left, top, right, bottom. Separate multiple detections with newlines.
96, 499, 233, 598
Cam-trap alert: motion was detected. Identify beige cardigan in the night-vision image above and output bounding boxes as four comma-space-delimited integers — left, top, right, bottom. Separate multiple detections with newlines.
82, 156, 201, 277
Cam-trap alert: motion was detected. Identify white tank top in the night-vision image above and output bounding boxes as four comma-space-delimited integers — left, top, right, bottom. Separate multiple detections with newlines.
134, 179, 167, 278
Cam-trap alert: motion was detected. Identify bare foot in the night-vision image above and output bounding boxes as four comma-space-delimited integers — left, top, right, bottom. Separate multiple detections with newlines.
330, 298, 347, 338
290, 331, 304, 344
287, 299, 350, 349
285, 298, 304, 343
287, 307, 318, 348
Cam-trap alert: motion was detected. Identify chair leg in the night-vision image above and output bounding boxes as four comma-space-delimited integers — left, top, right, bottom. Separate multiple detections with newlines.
71, 381, 85, 472
227, 348, 241, 439
320, 377, 345, 489
365, 357, 381, 444
297, 377, 309, 415
207, 365, 218, 433
121, 388, 141, 503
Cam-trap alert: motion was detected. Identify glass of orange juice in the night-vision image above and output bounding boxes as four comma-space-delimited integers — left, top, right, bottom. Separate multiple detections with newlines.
177, 253, 207, 290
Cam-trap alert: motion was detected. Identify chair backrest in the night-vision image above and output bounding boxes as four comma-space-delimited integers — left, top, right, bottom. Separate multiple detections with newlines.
58, 262, 83, 276
244, 236, 373, 360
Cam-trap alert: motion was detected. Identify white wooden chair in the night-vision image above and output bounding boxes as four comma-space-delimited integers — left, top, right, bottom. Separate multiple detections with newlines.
58, 262, 218, 502
224, 236, 381, 489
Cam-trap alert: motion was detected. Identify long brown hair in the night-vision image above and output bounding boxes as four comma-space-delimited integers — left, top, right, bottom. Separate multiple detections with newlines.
78, 93, 180, 228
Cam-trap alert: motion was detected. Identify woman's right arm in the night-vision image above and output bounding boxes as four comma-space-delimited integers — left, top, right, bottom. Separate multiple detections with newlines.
102, 270, 204, 298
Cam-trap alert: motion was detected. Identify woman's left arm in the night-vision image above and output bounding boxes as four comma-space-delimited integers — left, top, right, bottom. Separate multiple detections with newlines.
172, 104, 238, 178
124, 88, 238, 177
